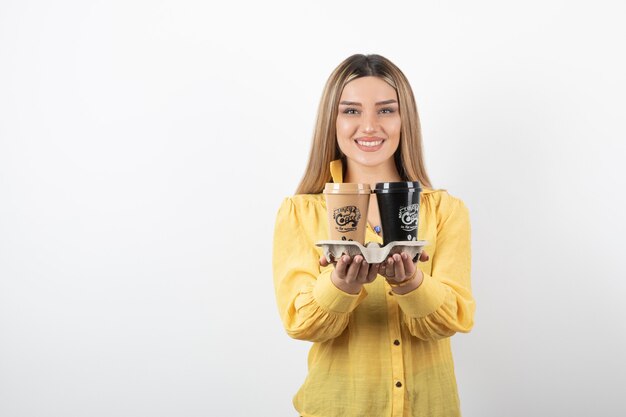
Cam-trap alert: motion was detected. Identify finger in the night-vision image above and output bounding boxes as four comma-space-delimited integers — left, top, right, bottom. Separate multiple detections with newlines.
365, 263, 380, 282
401, 252, 415, 276
393, 253, 406, 280
335, 255, 351, 278
319, 255, 329, 267
356, 258, 369, 282
420, 250, 429, 262
385, 257, 395, 278
345, 255, 363, 282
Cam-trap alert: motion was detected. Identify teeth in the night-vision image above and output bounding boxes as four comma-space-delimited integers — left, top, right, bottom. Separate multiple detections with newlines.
357, 140, 383, 147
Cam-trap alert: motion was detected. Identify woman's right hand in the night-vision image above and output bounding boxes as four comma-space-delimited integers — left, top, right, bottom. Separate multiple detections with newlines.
320, 254, 379, 295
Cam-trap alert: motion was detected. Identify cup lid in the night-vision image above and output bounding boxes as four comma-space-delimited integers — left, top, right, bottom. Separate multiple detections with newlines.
324, 183, 371, 194
373, 181, 422, 194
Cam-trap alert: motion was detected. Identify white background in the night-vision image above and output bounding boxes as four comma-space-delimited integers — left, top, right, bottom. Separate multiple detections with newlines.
1, 1, 625, 416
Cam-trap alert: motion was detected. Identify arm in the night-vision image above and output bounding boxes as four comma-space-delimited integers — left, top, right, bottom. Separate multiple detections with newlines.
393, 195, 475, 340
272, 197, 368, 343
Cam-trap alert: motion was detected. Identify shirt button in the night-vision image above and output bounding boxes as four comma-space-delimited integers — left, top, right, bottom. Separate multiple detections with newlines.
393, 339, 400, 346
396, 381, 402, 388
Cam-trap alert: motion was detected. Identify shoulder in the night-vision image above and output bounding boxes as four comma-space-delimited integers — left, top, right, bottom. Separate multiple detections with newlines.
423, 188, 467, 207
274, 194, 326, 241
286, 193, 325, 206
275, 194, 325, 221
422, 188, 470, 222
278, 193, 325, 210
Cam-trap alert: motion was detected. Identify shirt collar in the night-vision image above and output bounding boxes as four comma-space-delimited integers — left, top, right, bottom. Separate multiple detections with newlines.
329, 159, 436, 194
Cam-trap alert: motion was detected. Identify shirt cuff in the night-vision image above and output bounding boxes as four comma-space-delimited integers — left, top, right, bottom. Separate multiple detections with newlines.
393, 271, 447, 318
313, 269, 368, 314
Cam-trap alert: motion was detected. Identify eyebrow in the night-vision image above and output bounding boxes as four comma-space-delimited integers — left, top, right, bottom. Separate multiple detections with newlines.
339, 99, 398, 106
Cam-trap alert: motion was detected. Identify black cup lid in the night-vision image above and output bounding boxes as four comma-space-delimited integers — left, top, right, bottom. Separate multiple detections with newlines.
373, 181, 422, 194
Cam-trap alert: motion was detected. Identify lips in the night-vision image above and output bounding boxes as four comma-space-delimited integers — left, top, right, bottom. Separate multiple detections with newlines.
354, 137, 385, 152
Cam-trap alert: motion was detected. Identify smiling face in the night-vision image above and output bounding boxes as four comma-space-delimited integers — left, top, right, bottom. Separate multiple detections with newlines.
336, 76, 401, 169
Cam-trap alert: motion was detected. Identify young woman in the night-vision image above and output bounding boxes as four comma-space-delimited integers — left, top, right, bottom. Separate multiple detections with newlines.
272, 54, 475, 417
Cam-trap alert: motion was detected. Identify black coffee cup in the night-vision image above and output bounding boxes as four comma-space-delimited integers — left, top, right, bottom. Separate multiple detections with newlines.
373, 181, 422, 245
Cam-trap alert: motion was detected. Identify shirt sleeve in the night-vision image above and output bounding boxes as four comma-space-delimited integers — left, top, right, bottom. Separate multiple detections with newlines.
393, 194, 475, 340
272, 197, 367, 343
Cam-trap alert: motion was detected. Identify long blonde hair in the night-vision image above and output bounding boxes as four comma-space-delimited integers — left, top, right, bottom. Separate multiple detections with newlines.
295, 54, 432, 194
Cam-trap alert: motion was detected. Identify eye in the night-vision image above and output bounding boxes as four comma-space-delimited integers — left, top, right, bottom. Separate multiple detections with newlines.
379, 107, 396, 114
342, 107, 360, 115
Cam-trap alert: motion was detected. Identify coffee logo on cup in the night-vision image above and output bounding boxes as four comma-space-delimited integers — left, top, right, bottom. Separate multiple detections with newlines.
333, 205, 361, 232
399, 204, 419, 231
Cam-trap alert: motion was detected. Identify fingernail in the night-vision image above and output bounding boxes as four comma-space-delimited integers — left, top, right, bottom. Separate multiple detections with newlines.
402, 253, 407, 259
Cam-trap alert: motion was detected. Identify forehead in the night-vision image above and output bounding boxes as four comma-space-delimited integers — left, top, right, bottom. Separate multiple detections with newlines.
339, 76, 397, 101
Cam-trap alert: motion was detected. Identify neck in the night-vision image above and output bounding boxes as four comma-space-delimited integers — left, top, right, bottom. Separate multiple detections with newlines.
344, 158, 402, 186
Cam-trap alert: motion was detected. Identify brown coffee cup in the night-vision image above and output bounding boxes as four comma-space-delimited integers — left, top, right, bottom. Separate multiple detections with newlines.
323, 183, 371, 244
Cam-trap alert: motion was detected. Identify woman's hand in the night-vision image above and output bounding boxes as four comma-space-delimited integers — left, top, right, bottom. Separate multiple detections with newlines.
318, 251, 429, 295
379, 251, 429, 294
319, 254, 379, 295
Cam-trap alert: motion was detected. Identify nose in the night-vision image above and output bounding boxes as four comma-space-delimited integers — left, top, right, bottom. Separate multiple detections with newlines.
361, 110, 378, 133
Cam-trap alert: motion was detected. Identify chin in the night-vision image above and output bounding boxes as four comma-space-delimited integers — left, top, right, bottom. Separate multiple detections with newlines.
350, 153, 394, 168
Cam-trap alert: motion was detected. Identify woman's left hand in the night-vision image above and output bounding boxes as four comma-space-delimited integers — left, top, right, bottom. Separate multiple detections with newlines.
379, 251, 429, 293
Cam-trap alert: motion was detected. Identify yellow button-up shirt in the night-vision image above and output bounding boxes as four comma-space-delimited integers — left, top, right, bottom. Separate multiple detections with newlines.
272, 160, 475, 417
